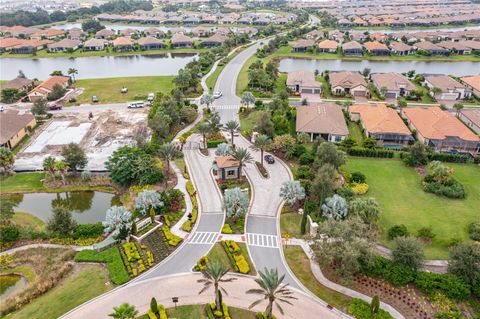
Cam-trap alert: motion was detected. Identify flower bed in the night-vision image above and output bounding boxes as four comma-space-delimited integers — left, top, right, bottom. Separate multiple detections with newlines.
205, 302, 231, 319
161, 226, 182, 247
221, 240, 250, 274
118, 242, 154, 278
182, 180, 199, 233
195, 256, 209, 271
142, 230, 170, 262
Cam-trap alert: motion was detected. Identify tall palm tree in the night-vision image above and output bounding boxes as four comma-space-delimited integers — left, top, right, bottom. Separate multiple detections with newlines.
251, 134, 271, 166
54, 160, 68, 185
247, 268, 297, 319
157, 143, 181, 185
241, 92, 256, 110
223, 120, 240, 146
67, 68, 78, 82
197, 122, 211, 150
109, 303, 138, 319
42, 156, 56, 181
198, 260, 237, 313
230, 147, 253, 180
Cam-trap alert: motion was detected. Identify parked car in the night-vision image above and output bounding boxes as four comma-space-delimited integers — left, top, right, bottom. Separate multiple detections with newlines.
213, 91, 223, 99
92, 96, 99, 103
48, 104, 62, 110
264, 154, 275, 164
0, 106, 5, 112
147, 93, 155, 101
127, 101, 145, 108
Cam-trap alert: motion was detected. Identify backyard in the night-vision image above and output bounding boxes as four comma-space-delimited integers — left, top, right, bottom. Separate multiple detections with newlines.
344, 157, 480, 259
74, 76, 175, 104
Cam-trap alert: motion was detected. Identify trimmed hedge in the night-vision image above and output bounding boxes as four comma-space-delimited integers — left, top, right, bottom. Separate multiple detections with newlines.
161, 226, 182, 246
222, 223, 234, 234
72, 222, 104, 239
181, 220, 192, 232
427, 153, 470, 163
347, 147, 394, 158
207, 139, 225, 148
222, 240, 250, 274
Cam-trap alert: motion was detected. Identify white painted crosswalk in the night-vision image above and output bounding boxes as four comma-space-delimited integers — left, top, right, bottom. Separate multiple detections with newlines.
247, 233, 279, 248
188, 232, 218, 244
212, 105, 240, 110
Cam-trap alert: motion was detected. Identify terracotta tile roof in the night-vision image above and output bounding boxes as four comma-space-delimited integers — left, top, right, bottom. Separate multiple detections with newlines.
47, 39, 81, 49
84, 38, 107, 47
371, 72, 416, 92
215, 156, 239, 168
287, 70, 321, 88
460, 75, 480, 92
460, 109, 480, 128
293, 39, 315, 48
403, 107, 479, 142
31, 28, 65, 38
202, 34, 227, 43
329, 71, 367, 89
29, 76, 70, 95
425, 75, 467, 92
95, 29, 116, 37
414, 41, 448, 51
389, 41, 412, 51
341, 41, 362, 50
349, 104, 411, 135
363, 41, 389, 51
296, 104, 348, 136
138, 36, 163, 45
318, 39, 338, 49
0, 37, 24, 48
112, 36, 133, 46
171, 33, 193, 44
0, 111, 35, 145
0, 77, 33, 90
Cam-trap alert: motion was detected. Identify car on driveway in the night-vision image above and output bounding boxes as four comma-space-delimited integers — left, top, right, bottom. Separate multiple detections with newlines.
264, 154, 275, 164
48, 104, 62, 110
92, 96, 99, 103
213, 91, 223, 99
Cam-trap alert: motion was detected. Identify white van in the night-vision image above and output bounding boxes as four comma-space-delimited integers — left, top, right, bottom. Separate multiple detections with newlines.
127, 101, 145, 108
147, 93, 155, 101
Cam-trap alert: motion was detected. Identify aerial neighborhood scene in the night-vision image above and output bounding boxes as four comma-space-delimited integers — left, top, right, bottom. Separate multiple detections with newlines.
1, 0, 480, 318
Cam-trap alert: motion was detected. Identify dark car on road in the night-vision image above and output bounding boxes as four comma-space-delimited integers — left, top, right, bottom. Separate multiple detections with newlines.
48, 104, 62, 110
264, 154, 275, 164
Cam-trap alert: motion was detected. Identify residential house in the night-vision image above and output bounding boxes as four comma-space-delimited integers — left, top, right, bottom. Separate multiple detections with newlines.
95, 29, 116, 40
201, 34, 227, 48
47, 39, 81, 52
341, 41, 363, 56
171, 34, 193, 48
459, 109, 480, 135
389, 41, 413, 55
328, 30, 344, 41
192, 26, 210, 37
0, 77, 34, 93
329, 71, 368, 96
460, 40, 480, 51
437, 41, 472, 55
460, 75, 480, 97
30, 28, 65, 40
363, 41, 390, 56
4, 26, 39, 38
286, 70, 322, 95
67, 28, 86, 41
27, 76, 70, 101
144, 28, 164, 38
424, 75, 472, 100
306, 30, 324, 40
212, 156, 240, 180
370, 72, 416, 99
402, 107, 480, 156
338, 19, 353, 27
138, 36, 164, 50
183, 16, 200, 24
349, 32, 367, 42
215, 27, 230, 36
83, 38, 108, 51
9, 39, 53, 54
292, 39, 314, 52
0, 111, 37, 149
317, 39, 338, 53
112, 37, 134, 52
170, 28, 186, 35
296, 104, 348, 142
119, 28, 138, 37
349, 104, 413, 148
0, 38, 25, 52
353, 18, 368, 26
414, 41, 450, 56
238, 27, 258, 37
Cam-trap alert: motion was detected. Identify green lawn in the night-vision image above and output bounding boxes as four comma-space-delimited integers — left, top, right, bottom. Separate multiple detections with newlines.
280, 212, 304, 238
207, 243, 257, 276
412, 82, 436, 104
1, 265, 36, 282
239, 110, 259, 134
236, 54, 257, 95
284, 246, 351, 311
347, 121, 365, 144
275, 73, 287, 95
12, 212, 45, 231
0, 173, 45, 193
8, 265, 112, 319
138, 304, 256, 319
344, 157, 480, 259
74, 76, 175, 104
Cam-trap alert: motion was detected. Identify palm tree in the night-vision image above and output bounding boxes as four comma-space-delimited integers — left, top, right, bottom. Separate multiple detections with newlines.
157, 143, 181, 186
223, 120, 240, 146
247, 268, 297, 319
42, 156, 56, 180
54, 160, 68, 185
67, 68, 78, 82
197, 122, 211, 150
109, 303, 138, 319
201, 93, 215, 108
198, 260, 237, 313
241, 92, 256, 110
230, 147, 253, 180
453, 103, 464, 116
432, 86, 442, 98
251, 134, 271, 166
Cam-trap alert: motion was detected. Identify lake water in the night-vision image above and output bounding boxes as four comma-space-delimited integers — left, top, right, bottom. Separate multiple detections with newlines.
52, 23, 195, 32
279, 58, 480, 77
0, 274, 28, 300
0, 53, 197, 80
2, 191, 119, 224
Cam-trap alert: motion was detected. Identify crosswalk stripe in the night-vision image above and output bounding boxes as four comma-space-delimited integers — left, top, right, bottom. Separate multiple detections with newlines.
188, 231, 218, 244
212, 105, 240, 110
247, 233, 279, 248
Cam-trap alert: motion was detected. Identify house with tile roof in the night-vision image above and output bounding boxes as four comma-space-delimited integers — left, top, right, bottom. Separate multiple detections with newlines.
286, 71, 322, 95
84, 38, 108, 51
329, 71, 368, 97
349, 104, 413, 147
292, 39, 315, 52
389, 41, 413, 55
363, 41, 390, 56
171, 34, 193, 48
200, 34, 227, 48
138, 36, 164, 50
460, 75, 480, 97
0, 111, 37, 150
370, 72, 416, 99
27, 76, 70, 102
296, 104, 348, 143
402, 106, 480, 155
318, 39, 338, 53
459, 109, 480, 135
212, 156, 240, 180
341, 41, 363, 56
95, 29, 116, 40
424, 75, 472, 101
112, 36, 134, 52
414, 41, 450, 56
47, 39, 81, 52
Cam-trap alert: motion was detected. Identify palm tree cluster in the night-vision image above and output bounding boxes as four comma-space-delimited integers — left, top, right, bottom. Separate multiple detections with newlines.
42, 156, 69, 184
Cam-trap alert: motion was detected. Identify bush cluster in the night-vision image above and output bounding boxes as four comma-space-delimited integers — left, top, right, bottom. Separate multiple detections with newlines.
422, 176, 466, 199
349, 183, 369, 195
72, 222, 104, 239
222, 240, 250, 274
347, 298, 394, 319
427, 153, 470, 163
207, 139, 226, 148
206, 303, 231, 319
195, 256, 208, 271
221, 223, 233, 234
161, 226, 182, 246
347, 147, 394, 158
468, 222, 480, 241
388, 225, 409, 240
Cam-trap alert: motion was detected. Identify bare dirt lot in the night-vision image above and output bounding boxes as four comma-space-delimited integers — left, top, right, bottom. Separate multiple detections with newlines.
14, 108, 149, 171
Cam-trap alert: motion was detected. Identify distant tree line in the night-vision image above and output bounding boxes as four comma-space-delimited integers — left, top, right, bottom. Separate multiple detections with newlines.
0, 0, 153, 27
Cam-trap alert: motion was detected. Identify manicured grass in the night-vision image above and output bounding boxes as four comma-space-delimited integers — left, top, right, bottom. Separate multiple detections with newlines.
412, 82, 436, 104
206, 63, 225, 93
280, 212, 304, 238
12, 212, 45, 231
0, 47, 205, 59
239, 110, 259, 133
275, 73, 287, 95
8, 265, 112, 319
284, 246, 351, 311
347, 121, 365, 144
0, 173, 45, 193
344, 157, 480, 259
236, 54, 257, 95
158, 304, 256, 319
74, 247, 130, 285
207, 243, 257, 276
74, 76, 175, 104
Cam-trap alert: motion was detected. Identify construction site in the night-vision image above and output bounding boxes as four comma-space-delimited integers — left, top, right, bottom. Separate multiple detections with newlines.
14, 108, 149, 171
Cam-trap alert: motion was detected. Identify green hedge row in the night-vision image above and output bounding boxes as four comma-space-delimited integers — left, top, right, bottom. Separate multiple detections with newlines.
427, 152, 470, 163
207, 139, 225, 148
347, 147, 394, 158
347, 298, 393, 319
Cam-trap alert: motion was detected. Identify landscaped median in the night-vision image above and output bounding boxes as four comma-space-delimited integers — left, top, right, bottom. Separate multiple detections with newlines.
197, 241, 256, 276
180, 180, 198, 232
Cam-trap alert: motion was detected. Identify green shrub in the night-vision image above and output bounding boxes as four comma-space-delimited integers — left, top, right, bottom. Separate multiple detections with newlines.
195, 256, 208, 271
72, 222, 104, 239
347, 298, 394, 319
222, 223, 233, 234
161, 226, 182, 246
467, 222, 480, 241
347, 147, 394, 158
74, 247, 130, 284
298, 152, 315, 165
181, 220, 192, 232
295, 166, 314, 180
360, 256, 415, 286
388, 225, 409, 239
427, 153, 469, 163
417, 227, 436, 241
414, 272, 471, 300
350, 171, 366, 183
207, 139, 225, 148
422, 177, 466, 199
0, 225, 20, 242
